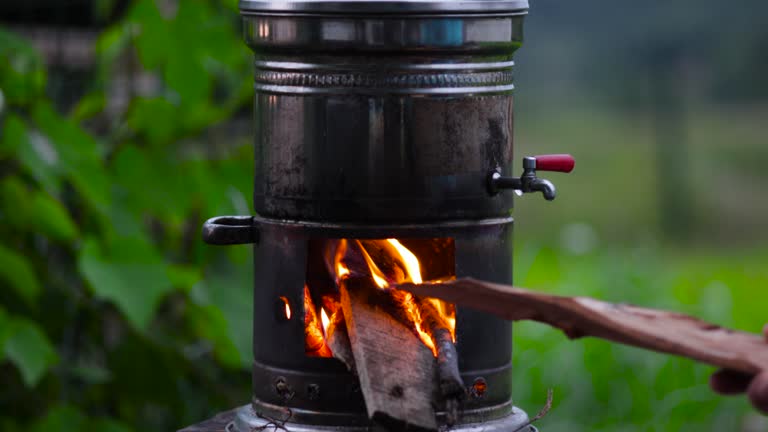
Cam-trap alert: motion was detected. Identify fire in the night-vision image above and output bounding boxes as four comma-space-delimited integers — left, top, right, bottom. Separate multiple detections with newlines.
337, 239, 455, 356
304, 285, 332, 357
321, 308, 330, 336
306, 238, 456, 358
386, 239, 422, 284
279, 296, 291, 320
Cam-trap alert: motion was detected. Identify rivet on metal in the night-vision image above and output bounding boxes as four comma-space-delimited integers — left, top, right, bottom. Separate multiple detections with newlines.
275, 376, 295, 401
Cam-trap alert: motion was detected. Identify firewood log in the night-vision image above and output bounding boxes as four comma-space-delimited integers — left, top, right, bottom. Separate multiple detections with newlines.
398, 278, 768, 375
341, 279, 438, 431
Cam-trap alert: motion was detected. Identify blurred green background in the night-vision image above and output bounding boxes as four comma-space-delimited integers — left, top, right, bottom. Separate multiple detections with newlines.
0, 1, 766, 431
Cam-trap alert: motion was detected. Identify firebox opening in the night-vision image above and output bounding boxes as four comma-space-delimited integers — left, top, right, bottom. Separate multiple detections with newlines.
304, 238, 456, 359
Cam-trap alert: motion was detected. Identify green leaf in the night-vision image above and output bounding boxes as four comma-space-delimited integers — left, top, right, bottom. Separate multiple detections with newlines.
89, 418, 133, 432
190, 261, 253, 369
166, 265, 201, 293
0, 114, 21, 157
125, 98, 179, 145
30, 192, 79, 241
4, 318, 59, 387
78, 237, 174, 330
186, 303, 241, 369
18, 130, 63, 195
95, 22, 132, 79
70, 91, 106, 122
0, 243, 42, 306
32, 103, 110, 213
0, 176, 77, 241
112, 144, 190, 221
0, 176, 33, 228
30, 405, 86, 432
129, 0, 171, 69
164, 50, 210, 105
0, 28, 47, 105
164, 1, 212, 105
2, 115, 62, 194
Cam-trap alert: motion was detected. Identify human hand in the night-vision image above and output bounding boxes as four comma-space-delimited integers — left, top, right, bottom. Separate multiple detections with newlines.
710, 324, 768, 414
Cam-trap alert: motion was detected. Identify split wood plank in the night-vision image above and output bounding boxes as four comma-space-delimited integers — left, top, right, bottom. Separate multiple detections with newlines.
326, 309, 357, 374
397, 278, 768, 375
340, 281, 438, 431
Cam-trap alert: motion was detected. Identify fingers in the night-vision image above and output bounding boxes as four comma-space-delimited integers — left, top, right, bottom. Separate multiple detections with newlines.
711, 324, 768, 414
748, 371, 768, 414
746, 324, 768, 414
710, 369, 753, 395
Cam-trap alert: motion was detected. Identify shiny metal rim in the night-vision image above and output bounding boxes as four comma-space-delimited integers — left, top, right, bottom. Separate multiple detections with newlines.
239, 0, 529, 14
231, 403, 536, 431
254, 83, 514, 95
253, 59, 516, 72
252, 215, 514, 235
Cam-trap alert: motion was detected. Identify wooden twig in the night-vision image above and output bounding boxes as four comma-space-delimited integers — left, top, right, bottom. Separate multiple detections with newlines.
512, 389, 554, 432
254, 407, 292, 431
398, 278, 768, 375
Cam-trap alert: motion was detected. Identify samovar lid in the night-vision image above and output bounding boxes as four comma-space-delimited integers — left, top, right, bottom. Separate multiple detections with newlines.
239, 0, 528, 14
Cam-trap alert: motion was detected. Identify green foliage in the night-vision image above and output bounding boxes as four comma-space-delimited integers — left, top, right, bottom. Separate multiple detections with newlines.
0, 0, 252, 430
0, 243, 42, 305
78, 237, 175, 330
1, 312, 59, 387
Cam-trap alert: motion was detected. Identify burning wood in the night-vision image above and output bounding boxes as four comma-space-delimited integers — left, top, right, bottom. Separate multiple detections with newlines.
341, 280, 439, 431
326, 309, 356, 373
303, 285, 332, 358
304, 238, 463, 430
419, 298, 464, 425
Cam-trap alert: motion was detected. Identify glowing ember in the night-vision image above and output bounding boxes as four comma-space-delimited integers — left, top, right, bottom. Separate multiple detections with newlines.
279, 296, 291, 320
321, 308, 330, 336
304, 286, 332, 357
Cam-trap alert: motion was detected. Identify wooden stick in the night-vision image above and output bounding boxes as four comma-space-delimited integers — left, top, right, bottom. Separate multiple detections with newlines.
341, 280, 438, 431
418, 299, 464, 420
397, 278, 768, 375
326, 309, 356, 374
423, 307, 463, 425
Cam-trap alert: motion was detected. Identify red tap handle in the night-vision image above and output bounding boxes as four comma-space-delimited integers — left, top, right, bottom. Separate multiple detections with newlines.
534, 154, 575, 173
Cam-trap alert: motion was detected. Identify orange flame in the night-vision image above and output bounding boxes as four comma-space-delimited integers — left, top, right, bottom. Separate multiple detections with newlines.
279, 296, 292, 320
333, 239, 455, 356
386, 239, 422, 284
321, 308, 330, 336
304, 286, 332, 357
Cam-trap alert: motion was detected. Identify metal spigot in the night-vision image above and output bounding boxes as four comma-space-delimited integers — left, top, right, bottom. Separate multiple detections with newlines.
487, 154, 575, 201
